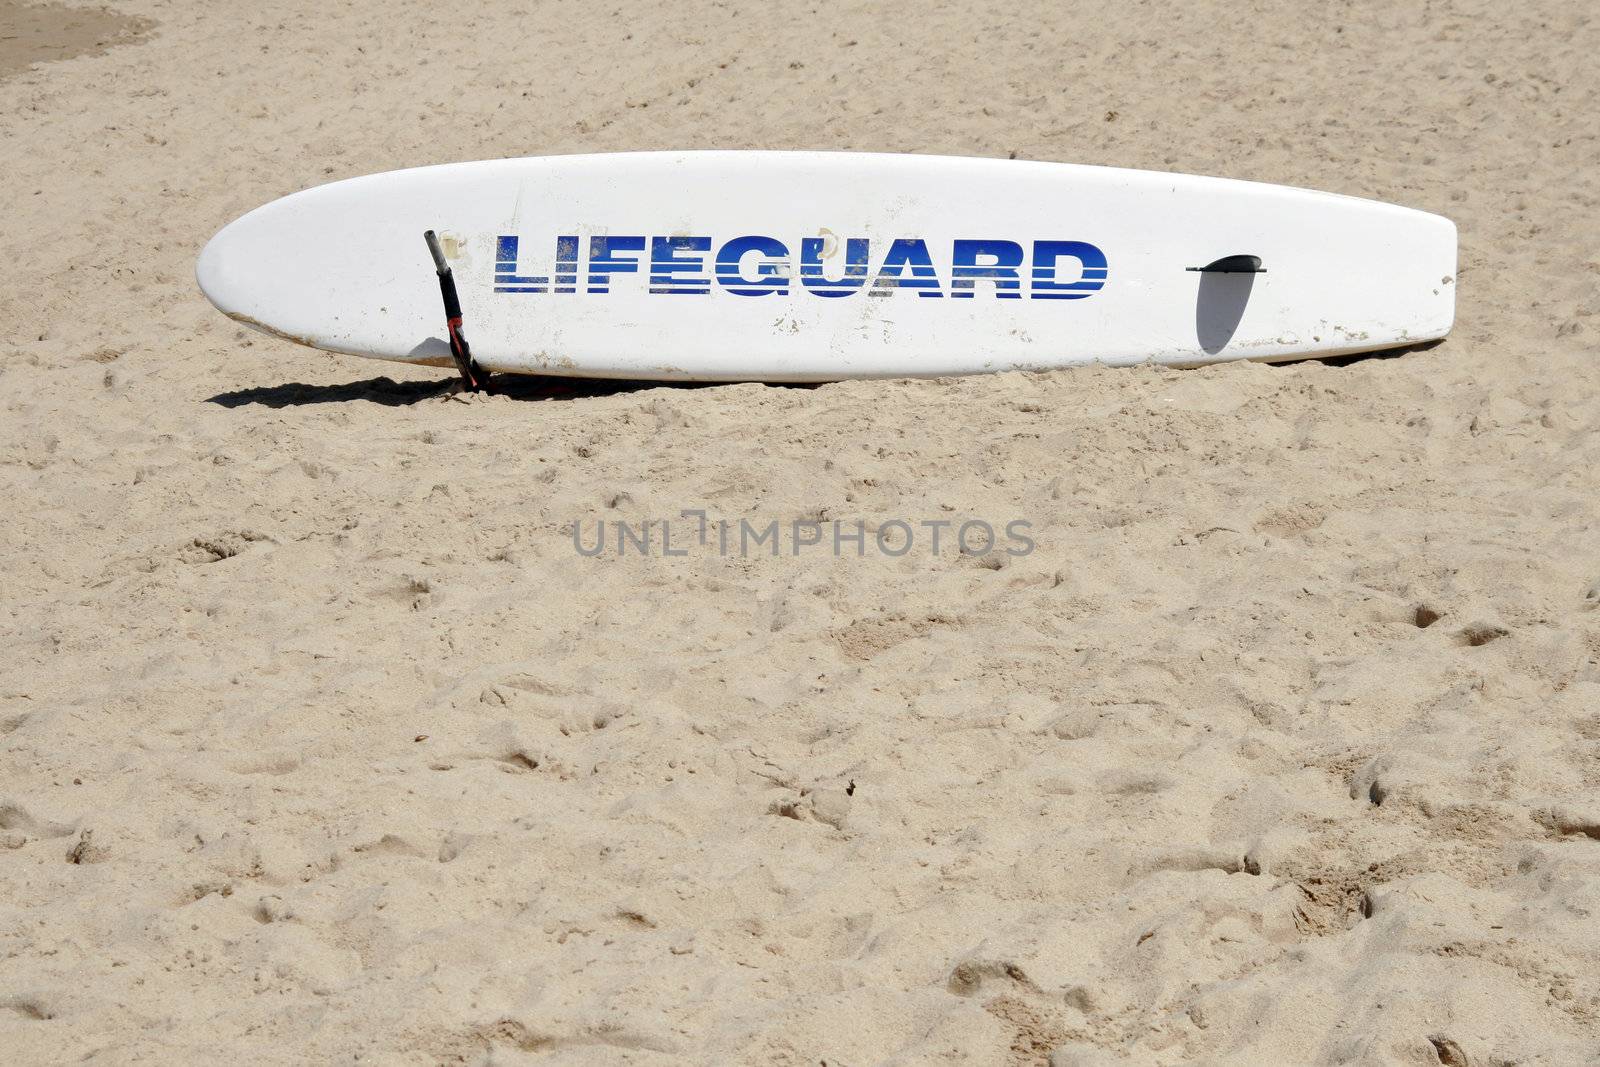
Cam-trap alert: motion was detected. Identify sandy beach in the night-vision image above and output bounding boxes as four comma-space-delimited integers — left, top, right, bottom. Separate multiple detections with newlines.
2, 0, 1599, 1063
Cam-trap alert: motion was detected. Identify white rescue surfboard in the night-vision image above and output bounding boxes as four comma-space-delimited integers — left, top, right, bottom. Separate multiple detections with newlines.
197, 151, 1456, 382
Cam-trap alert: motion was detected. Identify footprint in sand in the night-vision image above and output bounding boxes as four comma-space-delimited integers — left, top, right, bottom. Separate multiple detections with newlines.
253, 894, 295, 924
1, 993, 58, 1021
1456, 619, 1511, 646
1411, 601, 1445, 628
0, 800, 75, 846
65, 828, 110, 865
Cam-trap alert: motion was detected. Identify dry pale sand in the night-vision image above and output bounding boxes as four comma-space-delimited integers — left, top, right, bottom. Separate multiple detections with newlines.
3, 0, 1599, 1063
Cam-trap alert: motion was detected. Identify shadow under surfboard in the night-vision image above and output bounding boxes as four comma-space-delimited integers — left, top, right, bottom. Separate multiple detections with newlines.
205, 340, 1443, 410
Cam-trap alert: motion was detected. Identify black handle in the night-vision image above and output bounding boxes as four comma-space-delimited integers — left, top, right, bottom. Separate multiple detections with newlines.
423, 230, 487, 391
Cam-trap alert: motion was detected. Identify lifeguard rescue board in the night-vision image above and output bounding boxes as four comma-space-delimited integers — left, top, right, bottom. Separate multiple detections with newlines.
196, 151, 1456, 382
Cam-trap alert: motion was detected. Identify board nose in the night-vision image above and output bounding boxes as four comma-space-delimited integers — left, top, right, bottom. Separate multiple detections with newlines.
195, 212, 311, 345
195, 228, 241, 314
196, 204, 302, 336
195, 209, 276, 322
